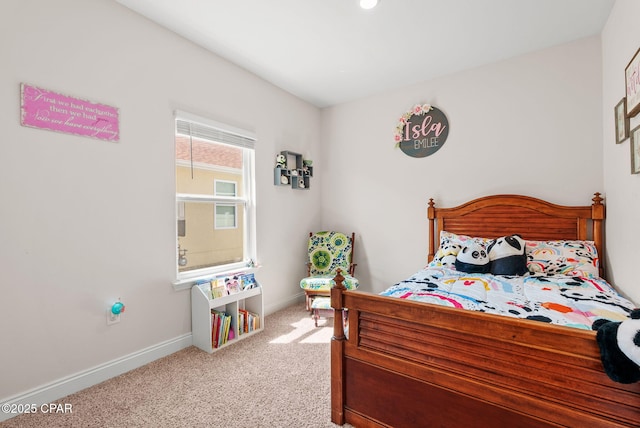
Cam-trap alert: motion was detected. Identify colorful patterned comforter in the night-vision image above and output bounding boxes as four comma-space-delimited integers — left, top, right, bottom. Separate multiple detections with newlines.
380, 268, 636, 330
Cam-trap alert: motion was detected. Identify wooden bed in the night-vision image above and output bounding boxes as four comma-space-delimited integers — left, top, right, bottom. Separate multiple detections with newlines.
330, 193, 640, 428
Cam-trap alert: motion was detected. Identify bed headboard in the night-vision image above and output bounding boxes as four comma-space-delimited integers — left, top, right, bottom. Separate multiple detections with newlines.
427, 193, 605, 278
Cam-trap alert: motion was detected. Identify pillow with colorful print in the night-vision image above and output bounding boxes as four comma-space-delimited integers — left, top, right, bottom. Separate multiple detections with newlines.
526, 239, 599, 277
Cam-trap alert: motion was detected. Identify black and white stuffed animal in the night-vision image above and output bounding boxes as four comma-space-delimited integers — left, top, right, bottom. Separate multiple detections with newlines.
438, 243, 462, 267
592, 309, 640, 384
454, 242, 490, 273
487, 234, 528, 276
275, 154, 286, 169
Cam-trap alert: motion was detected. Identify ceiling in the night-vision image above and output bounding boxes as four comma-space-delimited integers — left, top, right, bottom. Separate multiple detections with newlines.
116, 0, 615, 108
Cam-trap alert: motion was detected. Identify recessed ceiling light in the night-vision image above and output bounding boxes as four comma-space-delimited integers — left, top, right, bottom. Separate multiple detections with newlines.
360, 0, 378, 10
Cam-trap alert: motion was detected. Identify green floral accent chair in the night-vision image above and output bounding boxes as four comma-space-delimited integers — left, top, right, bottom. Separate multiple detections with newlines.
300, 231, 358, 311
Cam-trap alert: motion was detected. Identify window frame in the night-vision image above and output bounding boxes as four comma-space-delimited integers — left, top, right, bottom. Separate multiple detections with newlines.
174, 111, 257, 286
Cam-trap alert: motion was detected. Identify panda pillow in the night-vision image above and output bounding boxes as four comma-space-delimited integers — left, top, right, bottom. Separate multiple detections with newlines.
455, 242, 490, 273
487, 234, 528, 276
429, 231, 492, 268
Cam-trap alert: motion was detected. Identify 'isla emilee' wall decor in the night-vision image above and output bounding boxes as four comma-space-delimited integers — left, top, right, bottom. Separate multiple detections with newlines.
394, 103, 449, 158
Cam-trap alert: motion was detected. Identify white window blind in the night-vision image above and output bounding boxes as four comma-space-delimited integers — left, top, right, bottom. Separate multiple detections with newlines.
175, 111, 255, 149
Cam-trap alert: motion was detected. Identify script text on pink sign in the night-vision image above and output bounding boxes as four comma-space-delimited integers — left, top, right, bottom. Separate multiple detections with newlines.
21, 84, 119, 142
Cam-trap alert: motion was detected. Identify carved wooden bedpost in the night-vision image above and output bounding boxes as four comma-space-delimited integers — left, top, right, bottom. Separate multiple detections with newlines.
591, 192, 605, 278
428, 198, 436, 263
331, 268, 346, 425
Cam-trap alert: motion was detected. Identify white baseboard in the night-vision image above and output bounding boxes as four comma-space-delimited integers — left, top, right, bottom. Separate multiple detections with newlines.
0, 333, 192, 422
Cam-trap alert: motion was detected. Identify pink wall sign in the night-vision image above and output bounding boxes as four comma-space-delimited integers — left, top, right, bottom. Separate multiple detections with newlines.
20, 83, 120, 142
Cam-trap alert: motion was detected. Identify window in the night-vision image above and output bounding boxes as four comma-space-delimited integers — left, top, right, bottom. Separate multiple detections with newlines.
175, 111, 256, 281
215, 204, 236, 229
214, 180, 237, 197
214, 180, 237, 230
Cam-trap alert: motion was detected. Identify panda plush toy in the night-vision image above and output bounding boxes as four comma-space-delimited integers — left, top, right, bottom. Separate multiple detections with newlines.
487, 234, 528, 276
455, 242, 490, 273
437, 243, 462, 267
275, 154, 286, 169
592, 309, 640, 384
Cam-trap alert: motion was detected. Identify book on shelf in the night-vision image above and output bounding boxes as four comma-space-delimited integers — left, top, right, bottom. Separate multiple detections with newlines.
225, 276, 241, 295
240, 273, 257, 290
223, 315, 232, 344
238, 309, 246, 335
211, 309, 224, 348
211, 309, 234, 347
211, 311, 218, 347
214, 310, 221, 348
208, 277, 225, 299
196, 280, 212, 296
237, 308, 260, 335
238, 309, 247, 335
250, 312, 260, 331
211, 284, 226, 299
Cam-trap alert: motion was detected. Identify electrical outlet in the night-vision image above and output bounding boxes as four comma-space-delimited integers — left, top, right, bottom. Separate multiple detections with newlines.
107, 310, 121, 325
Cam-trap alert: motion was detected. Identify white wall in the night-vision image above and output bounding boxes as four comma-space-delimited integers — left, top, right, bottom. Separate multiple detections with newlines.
0, 0, 321, 403
321, 36, 605, 293
602, 0, 640, 304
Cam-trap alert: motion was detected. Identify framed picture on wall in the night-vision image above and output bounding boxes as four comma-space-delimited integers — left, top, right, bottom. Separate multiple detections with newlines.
630, 125, 640, 174
625, 47, 640, 117
615, 98, 629, 143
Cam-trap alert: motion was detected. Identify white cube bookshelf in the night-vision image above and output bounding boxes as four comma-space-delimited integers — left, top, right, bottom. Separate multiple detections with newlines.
191, 282, 264, 353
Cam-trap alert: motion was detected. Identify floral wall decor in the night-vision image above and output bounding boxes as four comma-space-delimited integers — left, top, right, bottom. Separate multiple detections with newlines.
394, 103, 449, 158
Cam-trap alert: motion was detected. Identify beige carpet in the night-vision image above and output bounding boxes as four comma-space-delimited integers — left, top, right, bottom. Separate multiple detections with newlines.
2, 304, 351, 428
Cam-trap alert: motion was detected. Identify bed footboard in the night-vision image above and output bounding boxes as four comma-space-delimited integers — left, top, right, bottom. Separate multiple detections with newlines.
330, 272, 640, 428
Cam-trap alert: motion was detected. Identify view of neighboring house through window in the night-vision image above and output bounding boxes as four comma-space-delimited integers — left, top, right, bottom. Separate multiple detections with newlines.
214, 180, 237, 229
175, 112, 256, 280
